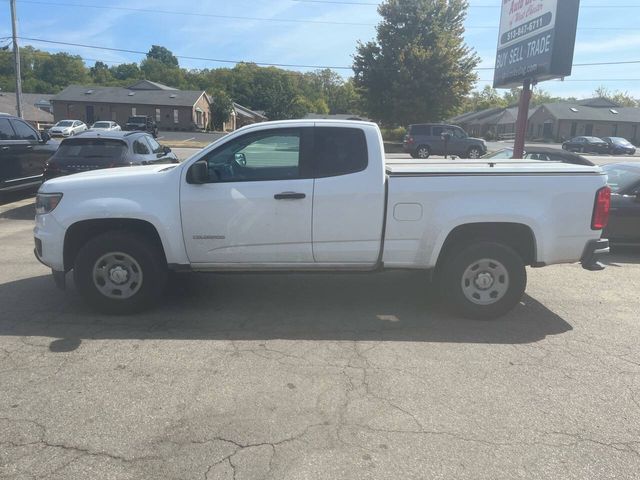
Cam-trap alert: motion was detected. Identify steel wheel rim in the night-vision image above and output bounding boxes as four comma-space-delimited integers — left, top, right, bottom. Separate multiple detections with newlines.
461, 258, 509, 306
417, 147, 429, 158
92, 252, 143, 300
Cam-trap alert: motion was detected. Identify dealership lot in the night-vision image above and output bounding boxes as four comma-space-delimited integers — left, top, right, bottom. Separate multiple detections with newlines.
1, 193, 640, 479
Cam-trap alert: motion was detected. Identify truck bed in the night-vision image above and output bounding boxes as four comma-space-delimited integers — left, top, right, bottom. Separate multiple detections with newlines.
385, 159, 602, 176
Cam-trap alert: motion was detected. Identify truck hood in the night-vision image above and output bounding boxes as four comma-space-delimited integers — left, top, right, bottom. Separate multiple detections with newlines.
39, 164, 180, 192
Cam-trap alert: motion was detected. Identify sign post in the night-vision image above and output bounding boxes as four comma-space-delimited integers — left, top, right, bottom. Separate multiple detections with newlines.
493, 0, 581, 158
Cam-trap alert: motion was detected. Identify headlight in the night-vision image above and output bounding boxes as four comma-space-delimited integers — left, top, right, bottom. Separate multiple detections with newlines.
35, 193, 63, 215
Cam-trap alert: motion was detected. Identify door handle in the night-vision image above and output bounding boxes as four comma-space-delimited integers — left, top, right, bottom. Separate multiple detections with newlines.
26, 145, 33, 150
1, 146, 9, 151
274, 192, 306, 200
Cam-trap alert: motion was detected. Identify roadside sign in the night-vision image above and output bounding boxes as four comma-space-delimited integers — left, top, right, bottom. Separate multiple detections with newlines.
493, 0, 580, 88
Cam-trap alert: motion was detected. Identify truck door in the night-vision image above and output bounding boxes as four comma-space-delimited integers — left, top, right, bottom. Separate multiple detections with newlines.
311, 126, 386, 265
180, 128, 315, 265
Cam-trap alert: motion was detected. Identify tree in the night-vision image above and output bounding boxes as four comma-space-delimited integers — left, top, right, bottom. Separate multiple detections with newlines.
146, 45, 179, 68
209, 89, 233, 130
110, 62, 141, 81
353, 0, 479, 126
594, 86, 638, 107
90, 61, 113, 84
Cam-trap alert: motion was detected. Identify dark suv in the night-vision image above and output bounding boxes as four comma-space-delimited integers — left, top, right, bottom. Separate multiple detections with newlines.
43, 131, 177, 180
124, 115, 158, 138
403, 124, 487, 159
1, 113, 58, 193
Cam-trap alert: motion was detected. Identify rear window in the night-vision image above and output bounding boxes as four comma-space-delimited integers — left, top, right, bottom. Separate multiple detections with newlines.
409, 125, 430, 135
313, 127, 368, 178
128, 116, 147, 122
55, 139, 127, 161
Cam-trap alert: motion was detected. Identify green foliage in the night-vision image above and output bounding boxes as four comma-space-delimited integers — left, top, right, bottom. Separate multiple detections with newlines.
209, 89, 233, 130
380, 126, 406, 141
458, 86, 579, 114
594, 86, 638, 107
353, 0, 480, 126
146, 45, 179, 68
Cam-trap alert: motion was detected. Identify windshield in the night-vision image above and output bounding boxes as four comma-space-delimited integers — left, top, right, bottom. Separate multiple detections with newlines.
92, 122, 111, 128
128, 116, 146, 123
603, 164, 640, 193
56, 121, 74, 127
609, 137, 632, 145
483, 148, 513, 159
55, 139, 127, 161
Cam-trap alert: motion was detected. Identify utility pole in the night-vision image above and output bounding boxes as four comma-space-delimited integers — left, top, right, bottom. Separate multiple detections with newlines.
10, 0, 23, 118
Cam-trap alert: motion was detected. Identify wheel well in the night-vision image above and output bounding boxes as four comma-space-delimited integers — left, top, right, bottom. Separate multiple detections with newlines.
437, 223, 537, 268
64, 219, 166, 271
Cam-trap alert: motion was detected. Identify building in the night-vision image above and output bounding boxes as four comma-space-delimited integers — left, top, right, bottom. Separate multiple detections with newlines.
449, 106, 521, 139
222, 103, 268, 131
51, 80, 211, 131
0, 92, 54, 130
527, 98, 640, 142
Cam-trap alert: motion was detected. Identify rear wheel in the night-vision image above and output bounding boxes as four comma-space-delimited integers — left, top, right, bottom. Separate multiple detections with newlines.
441, 242, 526, 319
73, 231, 167, 314
416, 145, 430, 159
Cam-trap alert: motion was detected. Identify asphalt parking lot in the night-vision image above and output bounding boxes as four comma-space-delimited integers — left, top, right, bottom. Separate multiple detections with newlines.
1, 192, 640, 479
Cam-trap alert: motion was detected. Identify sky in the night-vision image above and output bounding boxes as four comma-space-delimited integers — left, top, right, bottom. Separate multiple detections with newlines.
1, 0, 640, 99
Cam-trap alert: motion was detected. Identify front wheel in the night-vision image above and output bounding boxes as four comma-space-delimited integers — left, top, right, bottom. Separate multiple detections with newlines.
467, 147, 482, 159
73, 231, 167, 314
441, 242, 526, 319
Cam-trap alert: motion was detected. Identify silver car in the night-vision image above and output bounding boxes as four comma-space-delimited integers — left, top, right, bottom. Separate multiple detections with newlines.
49, 120, 88, 137
90, 121, 121, 131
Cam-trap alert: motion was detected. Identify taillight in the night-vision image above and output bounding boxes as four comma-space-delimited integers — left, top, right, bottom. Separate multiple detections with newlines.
591, 186, 611, 230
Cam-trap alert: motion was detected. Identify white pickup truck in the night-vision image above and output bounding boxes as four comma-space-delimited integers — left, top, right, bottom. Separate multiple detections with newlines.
34, 120, 611, 318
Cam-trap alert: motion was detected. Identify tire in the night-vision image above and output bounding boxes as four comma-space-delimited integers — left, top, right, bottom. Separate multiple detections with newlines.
467, 147, 482, 159
409, 152, 419, 159
416, 145, 430, 159
73, 231, 168, 314
441, 242, 526, 320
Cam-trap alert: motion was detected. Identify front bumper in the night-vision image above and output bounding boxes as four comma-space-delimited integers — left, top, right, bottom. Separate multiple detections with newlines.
581, 238, 609, 271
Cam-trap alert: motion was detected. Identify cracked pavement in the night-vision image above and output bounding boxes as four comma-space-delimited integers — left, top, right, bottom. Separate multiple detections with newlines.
1, 194, 640, 479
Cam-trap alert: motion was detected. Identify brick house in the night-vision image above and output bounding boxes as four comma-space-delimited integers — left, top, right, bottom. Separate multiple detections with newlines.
51, 80, 211, 131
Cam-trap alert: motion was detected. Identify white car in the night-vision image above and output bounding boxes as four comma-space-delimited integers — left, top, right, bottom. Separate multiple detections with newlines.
49, 120, 87, 137
90, 121, 121, 131
34, 120, 610, 318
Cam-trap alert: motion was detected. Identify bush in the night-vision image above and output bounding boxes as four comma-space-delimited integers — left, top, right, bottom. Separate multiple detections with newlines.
380, 126, 407, 142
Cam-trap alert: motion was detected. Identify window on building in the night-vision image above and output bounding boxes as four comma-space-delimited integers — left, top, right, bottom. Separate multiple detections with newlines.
156, 108, 161, 123
111, 111, 117, 121
173, 109, 179, 124
132, 107, 136, 116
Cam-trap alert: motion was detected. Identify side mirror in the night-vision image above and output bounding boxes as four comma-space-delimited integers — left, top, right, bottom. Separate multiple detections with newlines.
163, 146, 171, 154
41, 131, 50, 143
234, 152, 247, 166
186, 160, 209, 184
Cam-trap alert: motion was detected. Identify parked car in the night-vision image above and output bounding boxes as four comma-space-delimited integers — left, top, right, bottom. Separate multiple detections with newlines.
0, 113, 57, 193
403, 124, 487, 159
49, 120, 87, 137
602, 163, 640, 246
483, 146, 595, 166
43, 131, 178, 180
124, 115, 158, 138
602, 137, 636, 156
562, 136, 609, 154
35, 120, 609, 319
90, 121, 121, 132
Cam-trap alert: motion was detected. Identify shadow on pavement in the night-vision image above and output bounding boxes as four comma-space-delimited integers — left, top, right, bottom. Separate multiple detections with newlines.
0, 271, 572, 352
0, 190, 36, 207
0, 202, 35, 220
601, 247, 640, 266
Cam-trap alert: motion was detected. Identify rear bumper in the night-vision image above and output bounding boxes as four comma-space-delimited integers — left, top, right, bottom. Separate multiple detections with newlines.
581, 238, 609, 270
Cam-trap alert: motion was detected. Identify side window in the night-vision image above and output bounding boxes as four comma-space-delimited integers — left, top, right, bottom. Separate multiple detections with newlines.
203, 129, 301, 182
0, 118, 16, 140
431, 126, 443, 137
313, 127, 368, 178
133, 138, 150, 154
10, 120, 38, 141
145, 136, 163, 154
411, 125, 430, 135
453, 128, 466, 139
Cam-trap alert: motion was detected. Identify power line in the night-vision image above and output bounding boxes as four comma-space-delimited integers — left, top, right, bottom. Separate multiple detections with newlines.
293, 0, 640, 6
17, 0, 374, 26
16, 0, 640, 31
